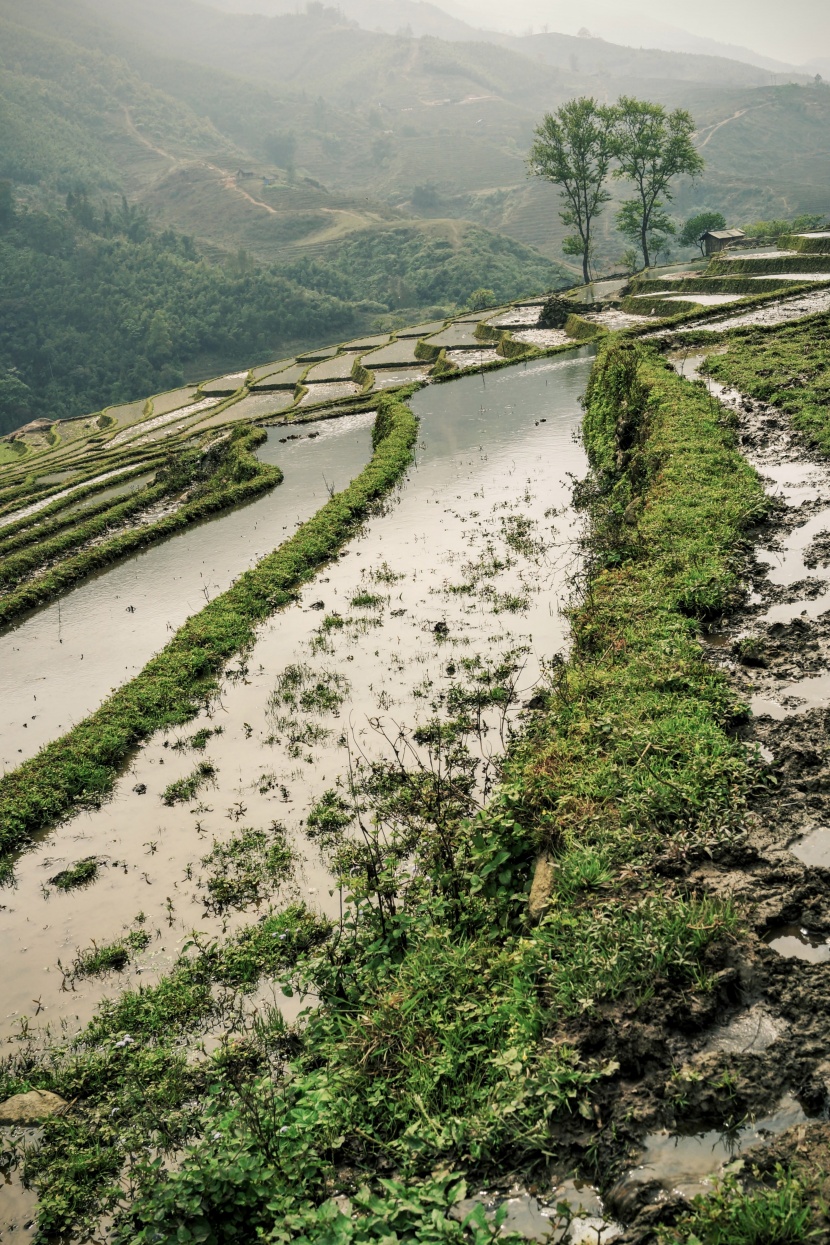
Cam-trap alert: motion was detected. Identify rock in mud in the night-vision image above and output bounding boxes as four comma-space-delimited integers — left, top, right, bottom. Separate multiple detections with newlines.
529, 851, 556, 922
450, 1194, 559, 1242
0, 1089, 67, 1125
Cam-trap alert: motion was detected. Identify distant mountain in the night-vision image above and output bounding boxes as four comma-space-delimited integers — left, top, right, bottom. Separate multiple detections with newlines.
802, 58, 830, 80
211, 0, 484, 41
507, 30, 799, 89
437, 0, 801, 77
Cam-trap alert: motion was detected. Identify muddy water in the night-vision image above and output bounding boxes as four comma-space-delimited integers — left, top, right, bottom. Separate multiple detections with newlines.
626, 1097, 807, 1201
678, 353, 830, 721
0, 413, 377, 774
0, 352, 593, 1045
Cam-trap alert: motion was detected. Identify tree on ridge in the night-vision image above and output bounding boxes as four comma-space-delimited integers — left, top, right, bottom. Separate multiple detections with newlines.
529, 98, 617, 285
613, 98, 704, 269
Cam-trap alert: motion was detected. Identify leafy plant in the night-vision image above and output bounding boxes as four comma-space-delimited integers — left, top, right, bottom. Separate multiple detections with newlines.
69, 929, 152, 979
660, 1166, 817, 1245
199, 824, 294, 914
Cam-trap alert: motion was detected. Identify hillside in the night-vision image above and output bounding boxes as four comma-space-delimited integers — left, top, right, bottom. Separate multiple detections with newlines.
0, 0, 569, 432
67, 0, 830, 260
2, 0, 830, 432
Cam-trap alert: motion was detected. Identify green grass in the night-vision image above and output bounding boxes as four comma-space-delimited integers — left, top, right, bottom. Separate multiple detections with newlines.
161, 760, 217, 806
69, 930, 153, 979
198, 824, 294, 914
631, 276, 808, 295
703, 312, 830, 454
659, 1166, 817, 1245
48, 858, 99, 891
0, 392, 417, 859
349, 590, 385, 609
714, 255, 830, 276
2, 340, 777, 1242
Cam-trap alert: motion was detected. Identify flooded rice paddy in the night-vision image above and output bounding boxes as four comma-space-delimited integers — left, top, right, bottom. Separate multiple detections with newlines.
0, 352, 593, 1046
0, 413, 377, 773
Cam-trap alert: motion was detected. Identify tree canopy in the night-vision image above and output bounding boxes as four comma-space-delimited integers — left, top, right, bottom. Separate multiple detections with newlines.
530, 96, 706, 277
612, 98, 704, 269
529, 98, 617, 284
679, 210, 727, 253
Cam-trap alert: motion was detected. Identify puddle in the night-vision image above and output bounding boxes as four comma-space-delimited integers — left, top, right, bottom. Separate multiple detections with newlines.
513, 328, 570, 348
0, 466, 143, 531
687, 287, 830, 332
0, 1135, 38, 1240
627, 1096, 807, 1199
59, 472, 156, 518
449, 1181, 620, 1243
791, 827, 830, 868
0, 351, 594, 1042
751, 670, 830, 719
0, 413, 377, 773
764, 925, 830, 962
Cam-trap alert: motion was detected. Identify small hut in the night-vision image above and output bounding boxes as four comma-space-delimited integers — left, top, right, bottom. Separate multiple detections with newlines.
699, 228, 745, 256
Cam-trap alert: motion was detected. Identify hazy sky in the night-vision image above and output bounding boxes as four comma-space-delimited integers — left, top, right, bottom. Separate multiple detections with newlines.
449, 0, 830, 65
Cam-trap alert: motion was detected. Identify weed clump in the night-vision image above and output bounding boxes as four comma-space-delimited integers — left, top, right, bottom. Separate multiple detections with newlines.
69, 929, 152, 979
48, 857, 99, 891
199, 824, 294, 914
161, 760, 216, 805
659, 1166, 816, 1245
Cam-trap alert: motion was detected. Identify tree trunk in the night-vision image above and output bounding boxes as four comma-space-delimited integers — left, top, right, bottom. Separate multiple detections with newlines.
582, 249, 590, 284
641, 220, 650, 270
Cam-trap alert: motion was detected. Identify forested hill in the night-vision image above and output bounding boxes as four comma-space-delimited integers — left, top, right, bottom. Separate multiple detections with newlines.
0, 195, 561, 437
0, 0, 567, 435
2, 0, 829, 434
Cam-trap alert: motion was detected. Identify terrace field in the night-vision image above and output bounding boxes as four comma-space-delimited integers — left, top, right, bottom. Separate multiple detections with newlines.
5, 264, 830, 1241
5, 0, 830, 1236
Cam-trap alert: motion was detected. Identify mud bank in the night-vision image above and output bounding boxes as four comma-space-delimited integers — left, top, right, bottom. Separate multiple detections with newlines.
599, 348, 830, 1239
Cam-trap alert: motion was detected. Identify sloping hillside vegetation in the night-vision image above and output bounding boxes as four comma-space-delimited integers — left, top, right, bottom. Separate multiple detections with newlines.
0, 194, 563, 436
0, 0, 569, 433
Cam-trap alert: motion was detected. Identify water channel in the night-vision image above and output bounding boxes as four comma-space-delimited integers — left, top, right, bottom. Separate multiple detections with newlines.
0, 413, 377, 773
0, 350, 594, 1046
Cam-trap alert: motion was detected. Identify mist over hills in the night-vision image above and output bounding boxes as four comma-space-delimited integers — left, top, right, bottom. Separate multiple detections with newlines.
1, 0, 829, 432
209, 0, 811, 78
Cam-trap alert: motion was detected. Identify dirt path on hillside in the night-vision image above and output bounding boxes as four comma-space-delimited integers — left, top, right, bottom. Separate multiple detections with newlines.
122, 109, 386, 246
123, 108, 282, 219
694, 105, 762, 150
123, 106, 178, 164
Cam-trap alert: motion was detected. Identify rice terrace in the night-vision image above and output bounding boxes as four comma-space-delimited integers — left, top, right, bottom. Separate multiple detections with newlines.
3, 0, 830, 1240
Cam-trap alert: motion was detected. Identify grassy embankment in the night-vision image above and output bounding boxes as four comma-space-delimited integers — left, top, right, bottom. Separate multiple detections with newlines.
0, 393, 417, 859
0, 427, 281, 627
620, 278, 830, 319
700, 312, 830, 454
6, 341, 819, 1242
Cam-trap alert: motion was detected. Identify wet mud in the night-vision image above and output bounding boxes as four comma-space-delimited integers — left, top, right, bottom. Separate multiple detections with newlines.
578, 349, 830, 1240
